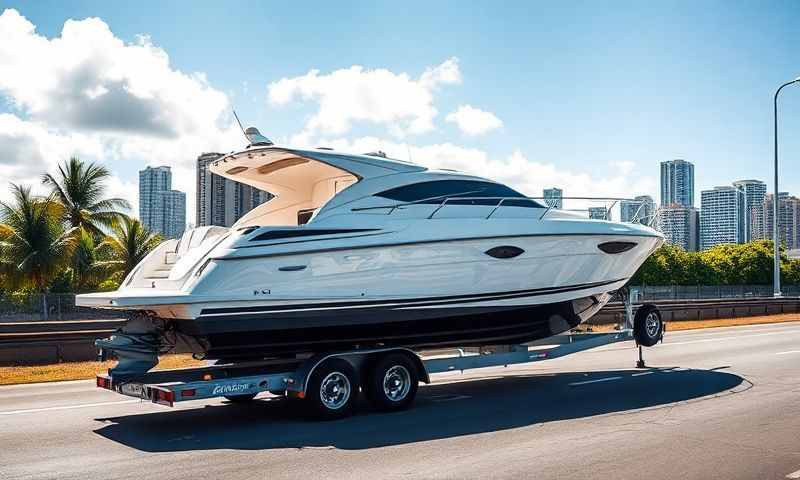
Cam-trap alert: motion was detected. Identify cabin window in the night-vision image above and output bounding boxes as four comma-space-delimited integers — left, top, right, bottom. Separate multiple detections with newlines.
297, 209, 316, 225
374, 180, 544, 207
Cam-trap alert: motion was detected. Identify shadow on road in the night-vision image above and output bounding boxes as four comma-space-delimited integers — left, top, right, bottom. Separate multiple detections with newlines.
93, 367, 743, 451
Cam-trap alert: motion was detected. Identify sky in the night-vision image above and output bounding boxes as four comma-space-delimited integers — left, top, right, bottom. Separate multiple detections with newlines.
1, 1, 800, 223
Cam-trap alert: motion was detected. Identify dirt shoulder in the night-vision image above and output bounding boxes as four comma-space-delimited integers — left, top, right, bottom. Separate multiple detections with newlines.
0, 354, 202, 386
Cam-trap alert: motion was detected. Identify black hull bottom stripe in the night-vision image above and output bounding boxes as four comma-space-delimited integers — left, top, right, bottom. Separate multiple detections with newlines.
199, 277, 627, 317
198, 300, 585, 359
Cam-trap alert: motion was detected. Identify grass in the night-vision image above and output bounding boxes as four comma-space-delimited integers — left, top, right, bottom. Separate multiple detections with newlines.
0, 353, 202, 386
1, 313, 799, 386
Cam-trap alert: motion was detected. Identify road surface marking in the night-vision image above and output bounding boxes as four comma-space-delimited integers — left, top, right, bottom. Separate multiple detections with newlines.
776, 350, 800, 356
428, 394, 472, 402
664, 330, 800, 346
631, 371, 653, 377
786, 468, 800, 479
0, 399, 139, 416
569, 376, 622, 386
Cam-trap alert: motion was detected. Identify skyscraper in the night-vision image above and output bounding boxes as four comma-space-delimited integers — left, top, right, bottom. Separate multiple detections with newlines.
196, 152, 273, 227
657, 204, 699, 251
138, 166, 186, 239
763, 193, 800, 250
156, 190, 186, 239
660, 159, 694, 207
543, 187, 563, 208
588, 206, 610, 220
700, 186, 744, 249
139, 166, 171, 230
620, 195, 655, 224
732, 179, 767, 242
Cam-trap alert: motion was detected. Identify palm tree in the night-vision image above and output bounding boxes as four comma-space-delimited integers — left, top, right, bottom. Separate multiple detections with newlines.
0, 184, 76, 293
42, 157, 131, 236
96, 215, 163, 283
71, 229, 107, 292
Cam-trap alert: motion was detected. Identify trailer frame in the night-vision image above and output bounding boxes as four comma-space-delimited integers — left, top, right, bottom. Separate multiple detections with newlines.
95, 317, 663, 413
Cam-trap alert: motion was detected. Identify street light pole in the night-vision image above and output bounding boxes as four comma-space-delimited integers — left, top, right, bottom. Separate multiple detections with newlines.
773, 77, 800, 297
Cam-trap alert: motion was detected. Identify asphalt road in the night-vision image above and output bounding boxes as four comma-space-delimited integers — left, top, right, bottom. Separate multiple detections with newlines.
2, 322, 800, 480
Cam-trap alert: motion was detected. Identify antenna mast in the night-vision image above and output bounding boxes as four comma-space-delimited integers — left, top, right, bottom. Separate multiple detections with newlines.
232, 110, 248, 142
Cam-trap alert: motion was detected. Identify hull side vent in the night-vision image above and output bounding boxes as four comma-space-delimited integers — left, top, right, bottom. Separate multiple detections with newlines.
598, 241, 637, 254
485, 246, 525, 259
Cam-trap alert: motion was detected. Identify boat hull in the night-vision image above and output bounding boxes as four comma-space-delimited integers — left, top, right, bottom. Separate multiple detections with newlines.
80, 231, 661, 360
176, 281, 619, 359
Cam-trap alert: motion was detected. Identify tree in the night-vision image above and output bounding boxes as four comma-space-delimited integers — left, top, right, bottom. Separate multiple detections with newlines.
70, 229, 107, 292
0, 184, 76, 292
42, 157, 130, 236
95, 216, 163, 283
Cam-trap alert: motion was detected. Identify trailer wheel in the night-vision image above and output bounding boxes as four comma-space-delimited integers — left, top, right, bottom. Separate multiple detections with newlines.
306, 358, 358, 420
634, 304, 663, 347
224, 393, 257, 403
365, 353, 419, 412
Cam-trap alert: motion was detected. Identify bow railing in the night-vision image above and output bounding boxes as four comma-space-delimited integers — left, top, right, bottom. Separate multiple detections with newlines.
352, 195, 657, 224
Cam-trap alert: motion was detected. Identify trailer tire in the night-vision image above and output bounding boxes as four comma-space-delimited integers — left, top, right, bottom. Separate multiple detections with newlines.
305, 358, 358, 420
634, 304, 663, 347
224, 393, 258, 403
365, 353, 419, 412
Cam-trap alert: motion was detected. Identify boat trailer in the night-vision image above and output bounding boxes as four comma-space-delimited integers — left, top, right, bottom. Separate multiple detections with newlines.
95, 291, 664, 419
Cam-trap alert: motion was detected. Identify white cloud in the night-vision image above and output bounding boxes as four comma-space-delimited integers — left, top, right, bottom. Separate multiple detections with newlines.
445, 104, 503, 136
267, 58, 462, 138
0, 9, 228, 138
0, 9, 244, 220
0, 114, 104, 193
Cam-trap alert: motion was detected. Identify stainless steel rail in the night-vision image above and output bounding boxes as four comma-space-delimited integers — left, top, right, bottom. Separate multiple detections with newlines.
352, 195, 651, 223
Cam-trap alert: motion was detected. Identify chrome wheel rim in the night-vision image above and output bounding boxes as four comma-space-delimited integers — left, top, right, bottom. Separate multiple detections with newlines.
645, 312, 660, 337
319, 372, 351, 410
383, 365, 411, 402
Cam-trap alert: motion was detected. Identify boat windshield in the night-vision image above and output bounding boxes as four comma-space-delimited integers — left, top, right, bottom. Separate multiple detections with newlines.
374, 180, 545, 207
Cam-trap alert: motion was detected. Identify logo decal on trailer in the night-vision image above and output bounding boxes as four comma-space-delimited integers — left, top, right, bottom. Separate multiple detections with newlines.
212, 383, 252, 395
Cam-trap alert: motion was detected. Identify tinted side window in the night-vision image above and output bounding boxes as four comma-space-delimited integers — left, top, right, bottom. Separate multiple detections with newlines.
377, 181, 517, 201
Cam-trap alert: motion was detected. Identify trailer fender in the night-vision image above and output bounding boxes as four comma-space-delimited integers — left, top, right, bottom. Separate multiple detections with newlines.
290, 347, 429, 396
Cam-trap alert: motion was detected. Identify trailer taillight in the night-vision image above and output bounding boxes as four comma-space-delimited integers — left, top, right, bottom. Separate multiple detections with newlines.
153, 389, 175, 406
96, 376, 111, 389
181, 389, 196, 398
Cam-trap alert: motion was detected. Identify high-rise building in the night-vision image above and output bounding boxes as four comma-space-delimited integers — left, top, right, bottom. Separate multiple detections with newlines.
656, 204, 699, 251
138, 166, 186, 239
732, 179, 767, 242
196, 152, 273, 227
660, 159, 694, 207
139, 166, 171, 230
700, 186, 745, 249
543, 187, 563, 208
620, 195, 655, 224
155, 190, 186, 239
588, 206, 610, 220
763, 193, 800, 250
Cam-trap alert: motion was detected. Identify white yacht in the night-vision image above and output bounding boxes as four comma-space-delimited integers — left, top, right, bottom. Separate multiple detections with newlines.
77, 130, 663, 362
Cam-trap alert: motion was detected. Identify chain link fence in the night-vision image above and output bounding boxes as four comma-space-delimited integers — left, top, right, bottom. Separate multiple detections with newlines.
630, 284, 800, 301
0, 293, 124, 323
